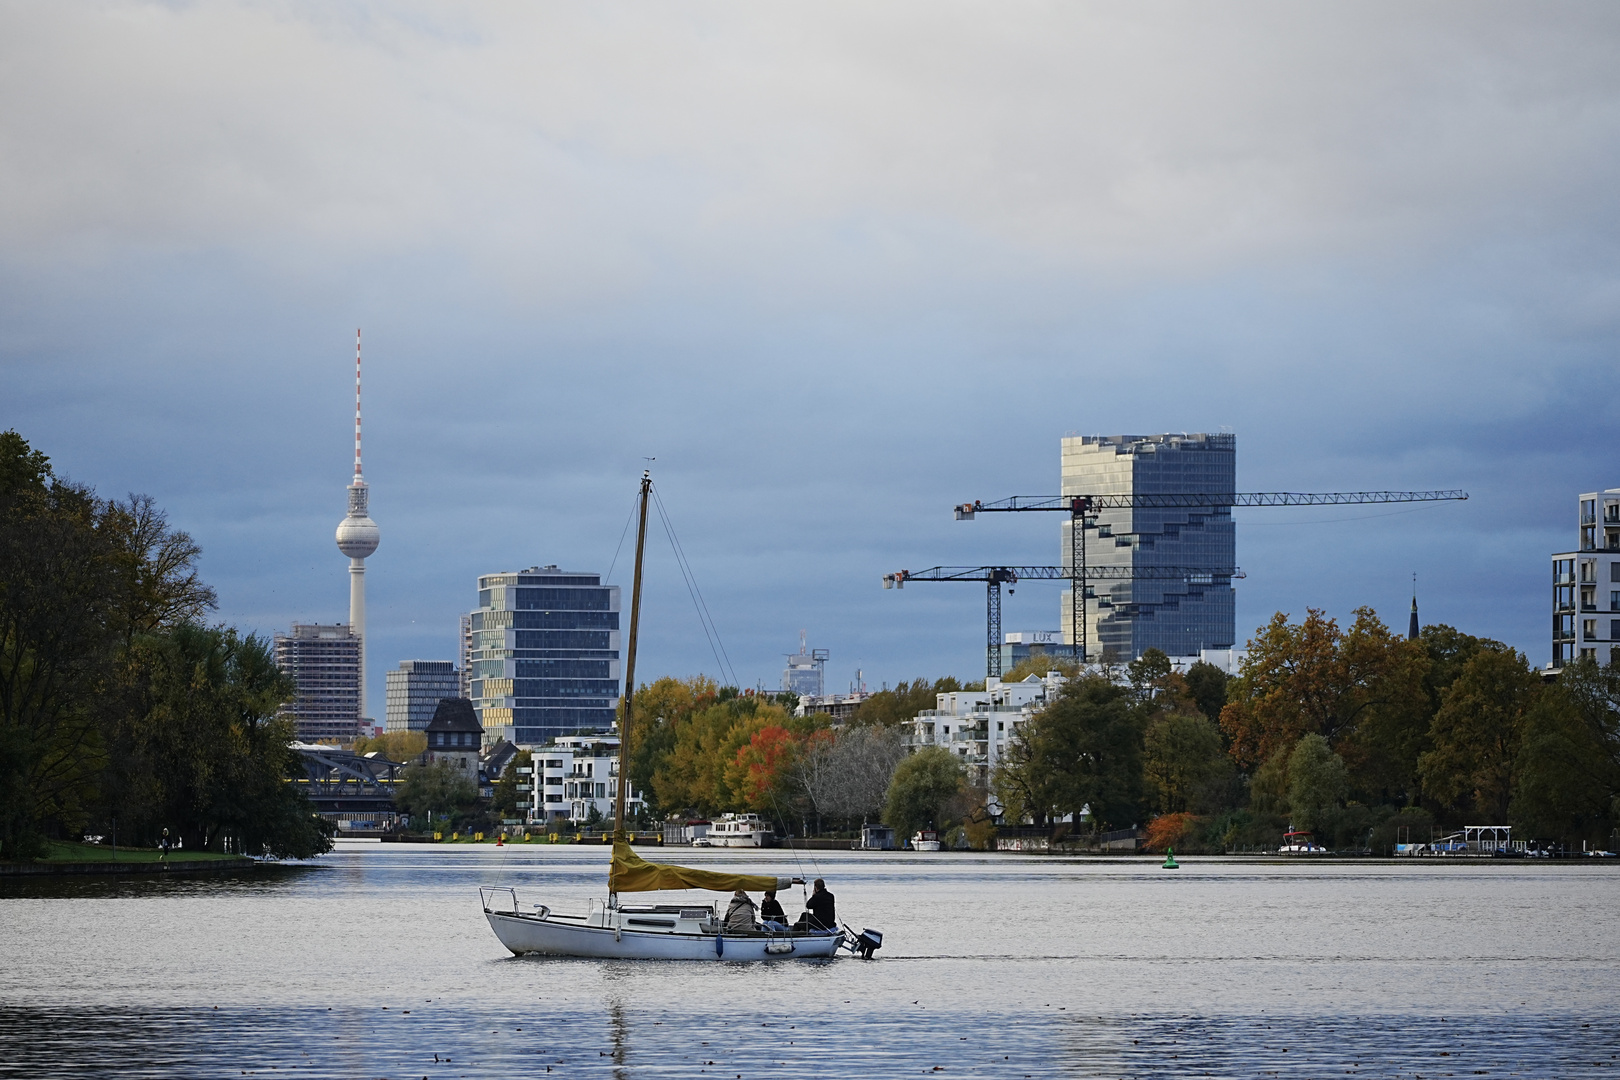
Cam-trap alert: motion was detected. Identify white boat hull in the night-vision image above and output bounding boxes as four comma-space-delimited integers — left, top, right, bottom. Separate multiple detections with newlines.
485, 909, 844, 960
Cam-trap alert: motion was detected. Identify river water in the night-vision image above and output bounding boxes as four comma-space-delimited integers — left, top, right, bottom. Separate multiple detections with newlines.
2, 842, 1617, 1078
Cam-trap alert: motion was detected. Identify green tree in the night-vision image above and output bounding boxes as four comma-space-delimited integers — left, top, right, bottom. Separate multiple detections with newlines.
1182, 660, 1229, 724
0, 432, 119, 858
1286, 733, 1348, 834
1002, 656, 1084, 683
993, 675, 1144, 831
353, 730, 427, 762
396, 761, 478, 824
1143, 711, 1225, 814
883, 746, 965, 837
1513, 657, 1620, 841
1418, 646, 1540, 822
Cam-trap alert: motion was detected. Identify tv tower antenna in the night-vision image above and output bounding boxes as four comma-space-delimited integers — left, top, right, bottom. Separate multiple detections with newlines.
335, 329, 381, 728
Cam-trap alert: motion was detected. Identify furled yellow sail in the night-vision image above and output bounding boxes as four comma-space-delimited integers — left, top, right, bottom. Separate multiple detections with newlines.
609, 840, 793, 895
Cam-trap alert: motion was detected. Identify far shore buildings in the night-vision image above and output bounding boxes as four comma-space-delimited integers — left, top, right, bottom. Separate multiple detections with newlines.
781, 632, 829, 697
384, 660, 461, 733
467, 566, 621, 747
524, 733, 644, 825
273, 623, 362, 744
1551, 487, 1620, 671
423, 698, 484, 774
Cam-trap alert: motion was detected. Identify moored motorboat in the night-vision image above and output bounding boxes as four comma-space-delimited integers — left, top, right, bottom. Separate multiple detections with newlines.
911, 830, 942, 852
709, 813, 770, 847
1279, 830, 1329, 854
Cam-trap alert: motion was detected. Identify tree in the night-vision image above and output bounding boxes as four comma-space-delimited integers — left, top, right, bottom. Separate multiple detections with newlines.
396, 761, 478, 823
1418, 646, 1540, 822
352, 730, 427, 762
1220, 608, 1428, 804
0, 432, 120, 858
1182, 660, 1229, 724
795, 725, 907, 830
1286, 733, 1347, 834
1513, 663, 1620, 841
1002, 656, 1084, 683
1143, 711, 1225, 814
883, 746, 965, 837
993, 675, 1144, 831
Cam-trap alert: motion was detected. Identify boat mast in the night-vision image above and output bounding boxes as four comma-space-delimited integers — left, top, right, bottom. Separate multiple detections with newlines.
614, 469, 652, 839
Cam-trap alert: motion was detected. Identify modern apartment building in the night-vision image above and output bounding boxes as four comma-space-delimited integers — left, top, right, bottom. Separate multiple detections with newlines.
1551, 488, 1620, 671
902, 672, 1068, 788
525, 734, 644, 825
273, 623, 362, 743
1059, 433, 1237, 661
384, 660, 461, 733
467, 566, 621, 747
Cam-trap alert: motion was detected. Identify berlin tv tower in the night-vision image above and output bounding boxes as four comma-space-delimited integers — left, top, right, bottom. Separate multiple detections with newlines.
335, 329, 380, 722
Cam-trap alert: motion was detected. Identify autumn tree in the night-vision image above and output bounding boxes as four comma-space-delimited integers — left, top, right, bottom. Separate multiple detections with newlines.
1143, 711, 1226, 815
850, 677, 962, 727
1220, 608, 1428, 803
1418, 645, 1541, 822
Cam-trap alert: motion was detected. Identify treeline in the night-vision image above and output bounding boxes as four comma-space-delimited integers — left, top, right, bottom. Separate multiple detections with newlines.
994, 609, 1620, 852
0, 432, 333, 860
620, 675, 965, 835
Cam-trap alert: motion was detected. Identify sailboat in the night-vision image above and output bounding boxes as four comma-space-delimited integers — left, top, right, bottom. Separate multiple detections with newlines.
481, 470, 882, 961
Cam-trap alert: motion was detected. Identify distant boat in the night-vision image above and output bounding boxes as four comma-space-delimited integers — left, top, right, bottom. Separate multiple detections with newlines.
709, 813, 770, 847
479, 471, 881, 962
1279, 830, 1328, 854
912, 830, 943, 852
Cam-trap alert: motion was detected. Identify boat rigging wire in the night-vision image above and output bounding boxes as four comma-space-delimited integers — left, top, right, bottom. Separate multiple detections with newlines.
603, 487, 641, 584
650, 483, 739, 688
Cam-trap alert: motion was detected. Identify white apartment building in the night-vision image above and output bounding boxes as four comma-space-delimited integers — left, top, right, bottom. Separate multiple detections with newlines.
525, 734, 644, 826
902, 672, 1068, 785
1551, 488, 1620, 671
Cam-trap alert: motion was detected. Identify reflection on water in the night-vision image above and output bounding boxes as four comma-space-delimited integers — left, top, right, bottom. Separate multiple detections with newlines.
2, 844, 1618, 1077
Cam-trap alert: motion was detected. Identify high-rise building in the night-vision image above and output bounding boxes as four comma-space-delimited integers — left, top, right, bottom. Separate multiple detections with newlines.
334, 331, 380, 722
781, 632, 828, 697
458, 613, 473, 699
274, 623, 362, 743
1060, 433, 1237, 661
467, 566, 621, 747
1550, 487, 1620, 671
384, 660, 462, 733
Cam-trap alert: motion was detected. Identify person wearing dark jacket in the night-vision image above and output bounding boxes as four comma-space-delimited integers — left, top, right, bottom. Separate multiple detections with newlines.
759, 890, 787, 929
803, 878, 836, 931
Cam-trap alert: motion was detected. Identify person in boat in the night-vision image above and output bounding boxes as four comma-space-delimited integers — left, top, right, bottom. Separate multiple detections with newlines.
759, 889, 787, 930
795, 878, 836, 932
724, 890, 758, 932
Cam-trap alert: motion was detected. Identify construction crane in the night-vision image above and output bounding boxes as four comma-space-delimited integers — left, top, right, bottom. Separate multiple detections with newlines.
952, 489, 1467, 664
883, 565, 1244, 679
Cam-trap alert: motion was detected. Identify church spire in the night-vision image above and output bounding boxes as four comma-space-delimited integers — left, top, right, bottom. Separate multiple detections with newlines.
1408, 574, 1419, 641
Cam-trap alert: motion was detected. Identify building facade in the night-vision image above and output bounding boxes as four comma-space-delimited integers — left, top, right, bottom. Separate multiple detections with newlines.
273, 623, 362, 743
1060, 433, 1237, 661
526, 734, 644, 825
467, 566, 621, 747
781, 633, 829, 697
423, 697, 484, 774
902, 673, 1068, 787
1551, 488, 1620, 671
384, 660, 462, 733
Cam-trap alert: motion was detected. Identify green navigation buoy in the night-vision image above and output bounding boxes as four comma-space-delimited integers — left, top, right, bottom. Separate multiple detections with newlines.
1162, 847, 1180, 870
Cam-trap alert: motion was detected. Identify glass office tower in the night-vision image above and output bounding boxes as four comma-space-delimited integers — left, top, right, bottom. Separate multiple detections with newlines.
467, 566, 621, 747
1060, 433, 1237, 661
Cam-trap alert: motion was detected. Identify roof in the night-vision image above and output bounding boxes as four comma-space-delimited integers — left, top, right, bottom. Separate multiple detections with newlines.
425, 697, 483, 734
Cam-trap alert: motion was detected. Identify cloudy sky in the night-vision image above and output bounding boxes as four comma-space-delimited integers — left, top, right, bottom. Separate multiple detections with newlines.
5, 2, 1619, 707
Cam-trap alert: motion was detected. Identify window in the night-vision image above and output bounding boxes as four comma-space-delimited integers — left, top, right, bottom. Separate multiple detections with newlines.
1582, 648, 1597, 660
1582, 561, 1598, 583
1582, 587, 1596, 610
1613, 564, 1620, 583
1612, 591, 1620, 612
1584, 619, 1598, 640
1556, 559, 1576, 584
1557, 586, 1575, 610
1558, 614, 1575, 639
1583, 499, 1597, 524
1612, 620, 1620, 641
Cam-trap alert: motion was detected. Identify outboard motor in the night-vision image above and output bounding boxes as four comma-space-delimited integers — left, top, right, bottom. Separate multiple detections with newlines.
852, 928, 883, 960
